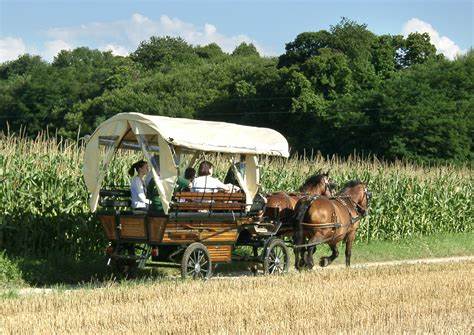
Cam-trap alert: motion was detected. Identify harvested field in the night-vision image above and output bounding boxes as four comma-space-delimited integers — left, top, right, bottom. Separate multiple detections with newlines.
1, 261, 473, 334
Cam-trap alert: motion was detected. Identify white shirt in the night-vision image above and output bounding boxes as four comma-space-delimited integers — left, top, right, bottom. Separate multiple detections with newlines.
191, 175, 227, 193
130, 175, 151, 209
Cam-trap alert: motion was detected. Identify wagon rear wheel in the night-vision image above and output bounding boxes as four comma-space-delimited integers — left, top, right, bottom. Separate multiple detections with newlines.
263, 238, 290, 275
181, 243, 212, 280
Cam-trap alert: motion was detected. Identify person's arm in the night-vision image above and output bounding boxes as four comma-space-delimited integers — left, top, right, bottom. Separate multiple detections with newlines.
213, 177, 240, 193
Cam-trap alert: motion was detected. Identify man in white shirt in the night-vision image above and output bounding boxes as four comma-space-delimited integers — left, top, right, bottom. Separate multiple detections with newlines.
191, 161, 240, 193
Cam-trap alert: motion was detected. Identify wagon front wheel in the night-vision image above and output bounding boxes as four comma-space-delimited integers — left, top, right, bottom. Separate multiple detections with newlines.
181, 243, 212, 280
263, 238, 290, 275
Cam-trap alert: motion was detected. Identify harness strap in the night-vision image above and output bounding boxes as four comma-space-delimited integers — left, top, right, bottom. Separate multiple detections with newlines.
334, 196, 364, 225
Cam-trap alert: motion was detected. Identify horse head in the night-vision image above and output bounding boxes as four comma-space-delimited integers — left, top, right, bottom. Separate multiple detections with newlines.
299, 171, 334, 197
339, 180, 372, 216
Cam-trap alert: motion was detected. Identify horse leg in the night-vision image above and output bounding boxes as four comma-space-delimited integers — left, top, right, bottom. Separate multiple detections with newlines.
293, 224, 306, 271
304, 246, 317, 269
320, 243, 339, 267
295, 247, 307, 270
345, 232, 356, 267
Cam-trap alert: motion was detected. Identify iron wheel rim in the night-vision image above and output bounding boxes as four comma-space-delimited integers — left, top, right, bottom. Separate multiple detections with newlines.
186, 249, 210, 279
267, 245, 288, 274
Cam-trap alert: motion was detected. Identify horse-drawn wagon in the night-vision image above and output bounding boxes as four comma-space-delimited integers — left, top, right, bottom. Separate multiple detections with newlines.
83, 113, 292, 279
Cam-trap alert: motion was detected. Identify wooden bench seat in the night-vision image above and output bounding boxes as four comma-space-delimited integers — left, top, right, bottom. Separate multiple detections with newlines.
171, 191, 246, 212
173, 191, 246, 201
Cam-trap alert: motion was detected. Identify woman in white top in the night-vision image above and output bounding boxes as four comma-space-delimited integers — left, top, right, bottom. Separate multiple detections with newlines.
192, 161, 240, 193
128, 160, 151, 209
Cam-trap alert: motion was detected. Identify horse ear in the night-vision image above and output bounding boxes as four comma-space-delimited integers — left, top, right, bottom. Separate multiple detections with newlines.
316, 169, 322, 175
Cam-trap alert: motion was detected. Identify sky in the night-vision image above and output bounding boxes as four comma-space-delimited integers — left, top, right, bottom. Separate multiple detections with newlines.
0, 0, 472, 63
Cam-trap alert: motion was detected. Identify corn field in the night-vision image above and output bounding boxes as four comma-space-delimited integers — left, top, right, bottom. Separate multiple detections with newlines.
0, 133, 472, 258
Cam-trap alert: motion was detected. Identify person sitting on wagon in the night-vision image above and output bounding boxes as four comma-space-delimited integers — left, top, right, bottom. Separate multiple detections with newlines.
147, 167, 196, 212
192, 161, 240, 193
129, 160, 151, 210
181, 167, 196, 192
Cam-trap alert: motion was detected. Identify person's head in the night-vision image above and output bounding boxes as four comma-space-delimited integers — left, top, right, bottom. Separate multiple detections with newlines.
198, 161, 213, 176
184, 167, 196, 181
128, 160, 148, 177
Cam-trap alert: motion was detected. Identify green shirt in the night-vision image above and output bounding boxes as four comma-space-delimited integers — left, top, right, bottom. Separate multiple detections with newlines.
147, 176, 190, 212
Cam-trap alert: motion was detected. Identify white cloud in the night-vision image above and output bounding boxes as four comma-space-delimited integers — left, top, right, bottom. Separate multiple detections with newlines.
45, 13, 268, 55
43, 39, 73, 61
403, 18, 465, 60
0, 37, 27, 63
101, 44, 129, 56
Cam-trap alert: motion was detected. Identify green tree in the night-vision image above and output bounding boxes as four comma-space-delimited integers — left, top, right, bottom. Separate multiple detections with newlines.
131, 36, 198, 69
195, 43, 226, 60
398, 32, 438, 68
232, 42, 260, 57
371, 35, 403, 78
0, 54, 46, 79
301, 48, 353, 99
278, 31, 332, 67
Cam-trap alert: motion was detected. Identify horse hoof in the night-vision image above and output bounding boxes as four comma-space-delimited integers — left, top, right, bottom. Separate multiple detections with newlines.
298, 259, 306, 269
319, 258, 329, 267
250, 265, 259, 276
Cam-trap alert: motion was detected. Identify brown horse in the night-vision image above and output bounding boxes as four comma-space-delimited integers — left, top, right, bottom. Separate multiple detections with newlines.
264, 172, 334, 225
293, 180, 371, 270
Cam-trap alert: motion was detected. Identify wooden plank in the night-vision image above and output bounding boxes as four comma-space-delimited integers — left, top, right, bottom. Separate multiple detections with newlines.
98, 215, 116, 240
161, 230, 238, 244
120, 217, 147, 239
148, 217, 167, 243
165, 221, 238, 230
161, 221, 238, 244
171, 202, 245, 211
207, 245, 232, 262
174, 191, 245, 201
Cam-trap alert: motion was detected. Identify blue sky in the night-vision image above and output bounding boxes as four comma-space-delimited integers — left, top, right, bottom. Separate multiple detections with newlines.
0, 0, 472, 62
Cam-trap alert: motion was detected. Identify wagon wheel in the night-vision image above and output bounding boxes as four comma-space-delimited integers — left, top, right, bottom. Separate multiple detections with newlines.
181, 242, 212, 280
263, 238, 290, 275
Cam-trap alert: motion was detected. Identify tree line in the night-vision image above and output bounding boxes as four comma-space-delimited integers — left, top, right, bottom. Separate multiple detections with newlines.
0, 18, 472, 163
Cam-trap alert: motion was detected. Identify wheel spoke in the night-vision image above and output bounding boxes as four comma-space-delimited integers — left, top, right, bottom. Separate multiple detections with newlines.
198, 251, 205, 264
276, 248, 283, 259
269, 263, 276, 274
189, 253, 197, 266
265, 241, 288, 275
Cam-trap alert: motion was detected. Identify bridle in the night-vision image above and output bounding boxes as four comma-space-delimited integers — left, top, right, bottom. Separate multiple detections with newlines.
349, 187, 372, 220
338, 186, 372, 224
322, 177, 333, 196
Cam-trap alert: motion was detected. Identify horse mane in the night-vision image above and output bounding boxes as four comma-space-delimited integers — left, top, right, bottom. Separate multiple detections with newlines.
299, 173, 327, 192
338, 179, 363, 195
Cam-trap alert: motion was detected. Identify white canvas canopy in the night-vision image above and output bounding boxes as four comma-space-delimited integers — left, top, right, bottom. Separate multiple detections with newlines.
83, 112, 289, 214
